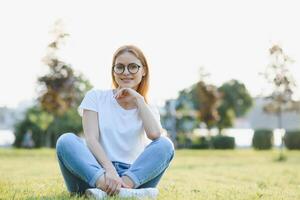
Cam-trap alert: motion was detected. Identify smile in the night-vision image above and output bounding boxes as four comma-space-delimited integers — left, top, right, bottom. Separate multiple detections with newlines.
121, 78, 134, 81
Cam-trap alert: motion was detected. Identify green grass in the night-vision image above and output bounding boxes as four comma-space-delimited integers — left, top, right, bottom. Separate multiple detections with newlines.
0, 148, 300, 200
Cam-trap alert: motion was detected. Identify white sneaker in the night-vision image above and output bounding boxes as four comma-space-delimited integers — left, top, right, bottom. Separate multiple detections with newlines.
85, 187, 159, 200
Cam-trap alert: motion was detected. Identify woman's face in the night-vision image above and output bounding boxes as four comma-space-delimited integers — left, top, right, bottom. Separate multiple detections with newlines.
113, 52, 146, 90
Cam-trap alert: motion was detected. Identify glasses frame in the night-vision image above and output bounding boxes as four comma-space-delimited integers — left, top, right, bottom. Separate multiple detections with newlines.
113, 63, 142, 75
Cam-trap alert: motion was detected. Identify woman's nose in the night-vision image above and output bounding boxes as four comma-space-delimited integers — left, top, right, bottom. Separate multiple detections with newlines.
123, 67, 130, 75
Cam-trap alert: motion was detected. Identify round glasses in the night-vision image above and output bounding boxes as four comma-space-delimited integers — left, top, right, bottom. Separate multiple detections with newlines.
113, 63, 142, 74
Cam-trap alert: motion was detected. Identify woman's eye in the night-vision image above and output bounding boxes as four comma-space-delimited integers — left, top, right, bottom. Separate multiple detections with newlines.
129, 64, 138, 70
129, 66, 137, 70
116, 65, 124, 70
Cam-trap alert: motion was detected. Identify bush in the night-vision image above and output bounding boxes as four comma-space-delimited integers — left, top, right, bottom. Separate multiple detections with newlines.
14, 106, 83, 148
14, 107, 46, 148
211, 135, 235, 149
284, 130, 300, 149
190, 136, 210, 149
176, 132, 192, 149
252, 129, 273, 150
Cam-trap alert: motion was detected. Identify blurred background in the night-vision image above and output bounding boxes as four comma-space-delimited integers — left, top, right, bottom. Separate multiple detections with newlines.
1, 0, 300, 152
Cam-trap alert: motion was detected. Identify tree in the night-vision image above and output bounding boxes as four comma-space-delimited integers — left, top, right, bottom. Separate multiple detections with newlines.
38, 20, 91, 116
14, 20, 92, 148
261, 44, 300, 160
175, 88, 199, 133
217, 80, 253, 131
197, 81, 221, 129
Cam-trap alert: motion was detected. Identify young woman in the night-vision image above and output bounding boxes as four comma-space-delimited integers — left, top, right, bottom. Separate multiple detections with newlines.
56, 45, 174, 198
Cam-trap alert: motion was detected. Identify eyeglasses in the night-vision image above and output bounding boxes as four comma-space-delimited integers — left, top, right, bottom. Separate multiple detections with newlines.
113, 63, 142, 74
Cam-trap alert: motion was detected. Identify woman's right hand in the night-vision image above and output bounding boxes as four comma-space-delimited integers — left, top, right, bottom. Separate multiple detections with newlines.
98, 168, 123, 196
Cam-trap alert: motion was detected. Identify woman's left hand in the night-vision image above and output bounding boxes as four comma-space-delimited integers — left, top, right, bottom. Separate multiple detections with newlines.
114, 87, 144, 103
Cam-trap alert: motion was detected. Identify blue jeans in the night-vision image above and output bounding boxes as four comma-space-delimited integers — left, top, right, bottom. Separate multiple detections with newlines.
56, 133, 174, 195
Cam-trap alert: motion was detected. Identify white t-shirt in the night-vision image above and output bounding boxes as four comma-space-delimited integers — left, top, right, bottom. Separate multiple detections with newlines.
78, 89, 161, 164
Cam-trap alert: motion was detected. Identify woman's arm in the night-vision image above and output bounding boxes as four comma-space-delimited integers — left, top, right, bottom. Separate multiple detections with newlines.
82, 109, 115, 170
82, 109, 125, 195
114, 88, 163, 140
135, 97, 162, 140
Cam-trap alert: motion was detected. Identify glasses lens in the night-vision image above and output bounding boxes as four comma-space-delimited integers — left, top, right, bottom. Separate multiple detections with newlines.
128, 63, 140, 74
114, 64, 124, 74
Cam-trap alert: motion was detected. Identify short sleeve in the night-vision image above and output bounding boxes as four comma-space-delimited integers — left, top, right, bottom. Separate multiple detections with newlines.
78, 89, 99, 116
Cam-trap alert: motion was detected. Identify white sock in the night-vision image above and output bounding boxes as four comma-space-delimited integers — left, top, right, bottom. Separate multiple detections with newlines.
85, 187, 159, 200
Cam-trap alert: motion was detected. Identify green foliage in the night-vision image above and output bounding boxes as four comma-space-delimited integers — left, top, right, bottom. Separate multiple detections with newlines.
13, 106, 84, 148
176, 134, 235, 150
252, 129, 274, 150
46, 108, 83, 147
38, 20, 92, 117
13, 20, 92, 148
28, 109, 54, 131
175, 88, 200, 135
175, 115, 199, 133
284, 130, 300, 149
217, 80, 253, 129
176, 88, 197, 111
13, 106, 46, 148
176, 132, 192, 149
217, 107, 235, 130
211, 135, 235, 149
190, 136, 210, 149
174, 79, 252, 131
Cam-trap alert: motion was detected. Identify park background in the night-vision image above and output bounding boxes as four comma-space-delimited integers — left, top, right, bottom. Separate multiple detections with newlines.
0, 0, 300, 199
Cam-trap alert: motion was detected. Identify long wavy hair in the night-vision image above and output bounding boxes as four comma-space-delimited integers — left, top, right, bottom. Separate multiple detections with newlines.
111, 45, 150, 103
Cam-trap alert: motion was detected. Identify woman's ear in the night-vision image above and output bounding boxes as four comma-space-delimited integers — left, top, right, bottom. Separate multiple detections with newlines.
142, 68, 146, 76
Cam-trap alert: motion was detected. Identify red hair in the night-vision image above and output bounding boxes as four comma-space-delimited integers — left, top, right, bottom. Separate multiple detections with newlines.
111, 45, 150, 103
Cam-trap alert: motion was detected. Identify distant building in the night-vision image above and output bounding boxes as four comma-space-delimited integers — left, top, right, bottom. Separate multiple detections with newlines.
0, 107, 16, 129
235, 97, 300, 130
0, 99, 35, 130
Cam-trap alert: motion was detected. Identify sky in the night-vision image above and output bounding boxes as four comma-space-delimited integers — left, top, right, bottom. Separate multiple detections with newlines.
0, 0, 300, 108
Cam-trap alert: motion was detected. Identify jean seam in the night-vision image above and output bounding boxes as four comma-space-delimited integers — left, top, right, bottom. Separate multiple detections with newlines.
141, 152, 173, 183
56, 147, 87, 182
56, 140, 104, 186
122, 170, 140, 188
127, 151, 174, 187
89, 169, 105, 187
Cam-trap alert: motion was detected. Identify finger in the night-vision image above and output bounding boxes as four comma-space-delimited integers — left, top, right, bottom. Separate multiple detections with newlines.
103, 174, 109, 192
116, 182, 121, 194
106, 180, 113, 196
119, 88, 126, 96
111, 182, 118, 196
115, 92, 121, 99
121, 89, 130, 97
109, 180, 117, 196
110, 183, 118, 196
106, 179, 113, 194
114, 88, 125, 98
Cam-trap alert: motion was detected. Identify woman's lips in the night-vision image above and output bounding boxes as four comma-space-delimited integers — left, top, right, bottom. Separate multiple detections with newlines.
121, 78, 133, 82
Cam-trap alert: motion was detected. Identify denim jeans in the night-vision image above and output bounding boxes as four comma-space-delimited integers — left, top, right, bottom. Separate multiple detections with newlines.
56, 133, 174, 195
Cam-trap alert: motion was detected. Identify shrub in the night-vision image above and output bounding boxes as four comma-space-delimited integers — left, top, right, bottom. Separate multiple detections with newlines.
211, 135, 235, 149
176, 132, 192, 149
252, 129, 273, 150
14, 106, 83, 148
284, 130, 300, 149
190, 136, 210, 149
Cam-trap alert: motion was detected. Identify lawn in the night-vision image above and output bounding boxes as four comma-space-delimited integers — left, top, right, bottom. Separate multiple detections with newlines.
0, 148, 299, 200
